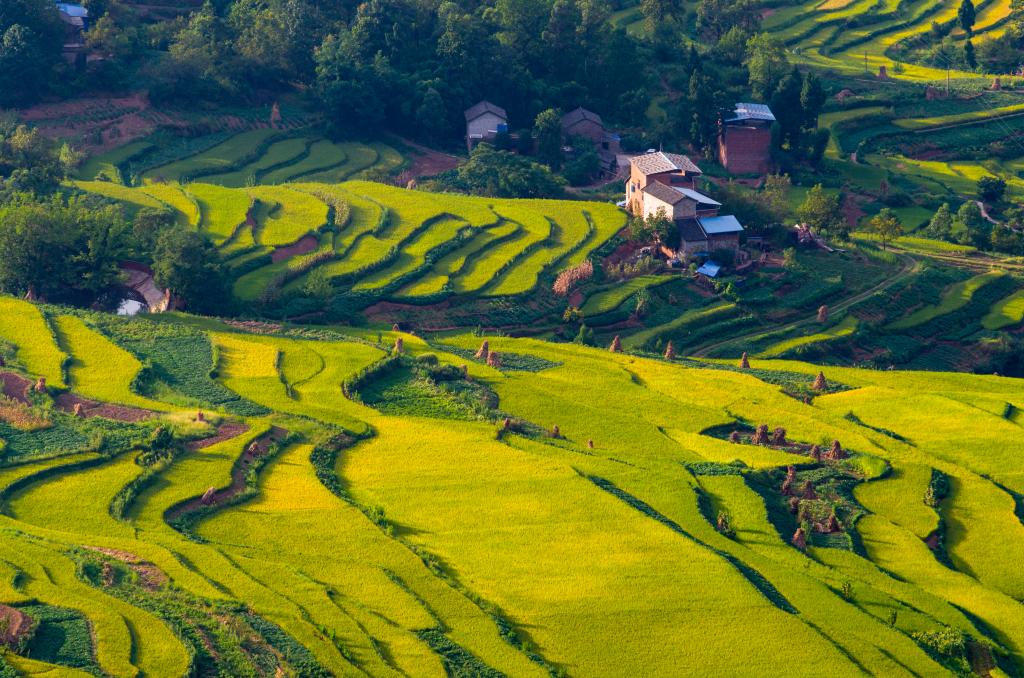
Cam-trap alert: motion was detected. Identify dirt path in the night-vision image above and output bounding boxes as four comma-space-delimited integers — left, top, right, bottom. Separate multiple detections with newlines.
976, 201, 1000, 225
166, 426, 288, 522
187, 422, 250, 451
688, 253, 920, 358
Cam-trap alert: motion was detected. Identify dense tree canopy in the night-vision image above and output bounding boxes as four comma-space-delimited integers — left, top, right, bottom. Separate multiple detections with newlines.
0, 0, 64, 106
0, 196, 128, 305
444, 142, 565, 198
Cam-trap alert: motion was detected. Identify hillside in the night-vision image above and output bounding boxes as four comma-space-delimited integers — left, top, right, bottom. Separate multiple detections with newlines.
0, 297, 1021, 675
72, 179, 626, 314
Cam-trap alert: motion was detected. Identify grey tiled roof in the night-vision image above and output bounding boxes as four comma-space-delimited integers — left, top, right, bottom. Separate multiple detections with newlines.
464, 101, 507, 122
631, 152, 702, 176
642, 181, 687, 205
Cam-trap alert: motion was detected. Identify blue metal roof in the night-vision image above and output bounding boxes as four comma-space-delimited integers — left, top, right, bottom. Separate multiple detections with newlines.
56, 3, 88, 16
729, 103, 775, 122
696, 262, 721, 278
698, 215, 744, 234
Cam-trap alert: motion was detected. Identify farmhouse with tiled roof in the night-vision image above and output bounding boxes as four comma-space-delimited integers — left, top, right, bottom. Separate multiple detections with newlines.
561, 107, 621, 165
464, 101, 508, 152
625, 151, 703, 216
625, 150, 745, 256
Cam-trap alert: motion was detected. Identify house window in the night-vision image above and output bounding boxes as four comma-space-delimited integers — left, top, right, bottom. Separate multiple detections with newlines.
602, 142, 609, 150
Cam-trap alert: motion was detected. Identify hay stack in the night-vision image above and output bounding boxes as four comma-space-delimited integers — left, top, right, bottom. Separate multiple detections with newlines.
827, 439, 846, 460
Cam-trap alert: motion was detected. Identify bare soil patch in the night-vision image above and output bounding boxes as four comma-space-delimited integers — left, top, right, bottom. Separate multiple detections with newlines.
271, 234, 318, 263
0, 372, 32, 404
396, 138, 461, 179
54, 392, 155, 422
0, 604, 35, 648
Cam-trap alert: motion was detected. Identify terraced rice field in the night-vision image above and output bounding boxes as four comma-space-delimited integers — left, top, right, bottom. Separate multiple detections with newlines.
78, 128, 407, 188
888, 270, 1005, 329
3, 295, 1023, 674
74, 179, 628, 304
757, 315, 859, 357
982, 288, 1024, 329
581, 275, 674, 316
762, 0, 1007, 80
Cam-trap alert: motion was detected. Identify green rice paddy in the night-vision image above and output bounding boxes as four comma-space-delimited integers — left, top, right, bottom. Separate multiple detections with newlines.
3, 295, 1023, 674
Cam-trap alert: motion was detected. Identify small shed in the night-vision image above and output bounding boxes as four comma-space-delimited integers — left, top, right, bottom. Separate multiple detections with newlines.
464, 101, 508, 152
678, 214, 745, 255
561, 107, 620, 161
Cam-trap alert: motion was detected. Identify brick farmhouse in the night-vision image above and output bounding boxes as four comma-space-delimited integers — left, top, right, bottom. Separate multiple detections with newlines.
625, 151, 745, 256
717, 103, 775, 176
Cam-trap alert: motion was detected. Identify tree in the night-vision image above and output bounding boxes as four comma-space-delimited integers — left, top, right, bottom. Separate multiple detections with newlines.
533, 108, 563, 170
958, 0, 975, 35
990, 223, 1023, 254
0, 195, 128, 304
415, 87, 448, 142
314, 34, 390, 135
770, 66, 804, 150
762, 173, 792, 218
977, 176, 1006, 204
925, 203, 953, 240
696, 0, 760, 41
745, 33, 789, 100
0, 119, 71, 198
797, 184, 846, 239
954, 200, 989, 247
800, 71, 827, 128
151, 227, 230, 314
0, 0, 63, 106
629, 208, 674, 243
562, 138, 601, 186
964, 39, 976, 69
453, 143, 565, 198
868, 208, 903, 250
806, 128, 830, 166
